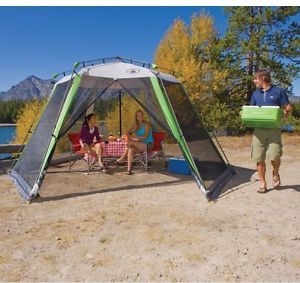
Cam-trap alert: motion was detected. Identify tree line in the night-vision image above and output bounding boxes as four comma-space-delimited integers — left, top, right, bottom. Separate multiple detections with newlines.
0, 100, 27, 123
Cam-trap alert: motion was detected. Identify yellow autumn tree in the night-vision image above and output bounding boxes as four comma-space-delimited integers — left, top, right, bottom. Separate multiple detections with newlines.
154, 12, 228, 108
13, 99, 75, 153
13, 99, 47, 144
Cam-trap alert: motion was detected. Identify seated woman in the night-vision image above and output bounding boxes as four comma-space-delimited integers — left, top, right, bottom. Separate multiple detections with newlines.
80, 113, 108, 173
116, 109, 153, 175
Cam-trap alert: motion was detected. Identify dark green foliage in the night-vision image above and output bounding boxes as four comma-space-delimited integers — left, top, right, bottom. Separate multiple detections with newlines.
221, 7, 300, 100
94, 98, 118, 119
292, 102, 300, 119
198, 7, 300, 135
0, 100, 27, 123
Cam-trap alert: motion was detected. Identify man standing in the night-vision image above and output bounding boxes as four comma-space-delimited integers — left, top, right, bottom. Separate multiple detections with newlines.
250, 70, 293, 193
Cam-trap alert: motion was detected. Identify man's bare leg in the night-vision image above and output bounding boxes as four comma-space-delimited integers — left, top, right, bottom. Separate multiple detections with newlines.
257, 161, 267, 193
271, 159, 281, 188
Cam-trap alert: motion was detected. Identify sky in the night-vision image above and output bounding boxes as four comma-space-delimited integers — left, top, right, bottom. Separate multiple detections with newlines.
0, 6, 299, 96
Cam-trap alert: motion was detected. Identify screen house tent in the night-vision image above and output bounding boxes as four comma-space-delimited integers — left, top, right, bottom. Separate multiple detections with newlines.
10, 57, 235, 201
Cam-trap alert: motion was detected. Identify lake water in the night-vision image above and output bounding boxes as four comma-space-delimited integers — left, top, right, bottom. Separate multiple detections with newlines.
0, 125, 16, 159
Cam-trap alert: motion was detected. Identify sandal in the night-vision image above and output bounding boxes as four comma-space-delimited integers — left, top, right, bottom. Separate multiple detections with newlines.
99, 164, 109, 173
125, 170, 133, 175
257, 186, 268, 194
114, 160, 125, 166
272, 171, 281, 189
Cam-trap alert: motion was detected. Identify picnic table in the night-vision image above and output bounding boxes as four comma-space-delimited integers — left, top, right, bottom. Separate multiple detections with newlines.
101, 140, 127, 158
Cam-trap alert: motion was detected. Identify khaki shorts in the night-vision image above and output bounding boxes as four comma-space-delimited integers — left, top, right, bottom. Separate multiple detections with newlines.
251, 128, 283, 162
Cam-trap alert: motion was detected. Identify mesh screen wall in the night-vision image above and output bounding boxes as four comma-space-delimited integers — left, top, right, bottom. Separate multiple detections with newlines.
11, 81, 70, 199
160, 80, 234, 194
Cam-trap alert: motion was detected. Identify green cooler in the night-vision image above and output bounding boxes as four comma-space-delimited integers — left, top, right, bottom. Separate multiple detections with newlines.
241, 106, 282, 128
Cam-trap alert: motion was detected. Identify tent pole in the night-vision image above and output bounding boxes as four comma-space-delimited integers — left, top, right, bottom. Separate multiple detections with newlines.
119, 90, 122, 136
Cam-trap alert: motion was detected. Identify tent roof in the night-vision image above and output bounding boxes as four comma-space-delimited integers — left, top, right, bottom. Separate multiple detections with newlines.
57, 61, 179, 85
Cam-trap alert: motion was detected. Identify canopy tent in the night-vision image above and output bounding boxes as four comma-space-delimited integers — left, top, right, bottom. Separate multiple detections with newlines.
10, 57, 235, 201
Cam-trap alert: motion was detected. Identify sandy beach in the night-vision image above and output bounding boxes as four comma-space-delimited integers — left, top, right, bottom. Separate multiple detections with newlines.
0, 134, 299, 281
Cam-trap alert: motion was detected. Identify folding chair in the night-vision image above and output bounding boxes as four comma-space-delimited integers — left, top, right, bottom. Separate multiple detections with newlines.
134, 131, 166, 173
67, 132, 96, 174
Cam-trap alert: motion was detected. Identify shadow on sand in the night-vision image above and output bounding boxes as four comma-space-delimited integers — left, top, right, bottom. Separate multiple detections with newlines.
34, 164, 259, 203
216, 165, 257, 199
4, 160, 297, 203
218, 165, 300, 198
34, 178, 193, 203
262, 184, 300, 193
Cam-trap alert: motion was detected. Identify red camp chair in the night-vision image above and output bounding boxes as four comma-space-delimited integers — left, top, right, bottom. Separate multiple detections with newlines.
135, 131, 166, 173
67, 132, 96, 174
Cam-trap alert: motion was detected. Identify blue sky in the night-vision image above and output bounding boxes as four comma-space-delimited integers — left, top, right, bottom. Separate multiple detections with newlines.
0, 6, 299, 96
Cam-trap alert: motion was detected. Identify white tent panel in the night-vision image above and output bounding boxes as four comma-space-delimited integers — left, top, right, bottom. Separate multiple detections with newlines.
56, 62, 179, 86
81, 62, 155, 79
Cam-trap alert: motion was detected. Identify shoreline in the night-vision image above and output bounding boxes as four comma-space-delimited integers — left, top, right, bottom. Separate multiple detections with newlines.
0, 123, 16, 127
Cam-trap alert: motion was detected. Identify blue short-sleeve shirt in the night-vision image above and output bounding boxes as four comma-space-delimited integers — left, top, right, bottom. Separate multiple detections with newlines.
250, 85, 289, 107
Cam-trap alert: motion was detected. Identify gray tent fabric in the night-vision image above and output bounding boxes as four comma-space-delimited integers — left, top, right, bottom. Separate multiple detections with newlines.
159, 80, 234, 198
10, 57, 235, 202
10, 80, 71, 199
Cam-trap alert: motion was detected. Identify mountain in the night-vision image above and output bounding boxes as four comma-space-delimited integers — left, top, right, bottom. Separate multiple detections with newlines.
0, 76, 55, 101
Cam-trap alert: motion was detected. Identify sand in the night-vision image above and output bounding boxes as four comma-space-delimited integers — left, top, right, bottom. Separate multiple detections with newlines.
0, 135, 299, 282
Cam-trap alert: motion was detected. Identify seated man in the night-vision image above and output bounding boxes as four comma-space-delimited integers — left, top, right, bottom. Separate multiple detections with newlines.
116, 109, 153, 175
80, 113, 108, 173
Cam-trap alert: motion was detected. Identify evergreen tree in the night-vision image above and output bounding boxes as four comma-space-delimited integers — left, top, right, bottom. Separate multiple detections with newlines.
221, 6, 300, 101
0, 100, 27, 123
